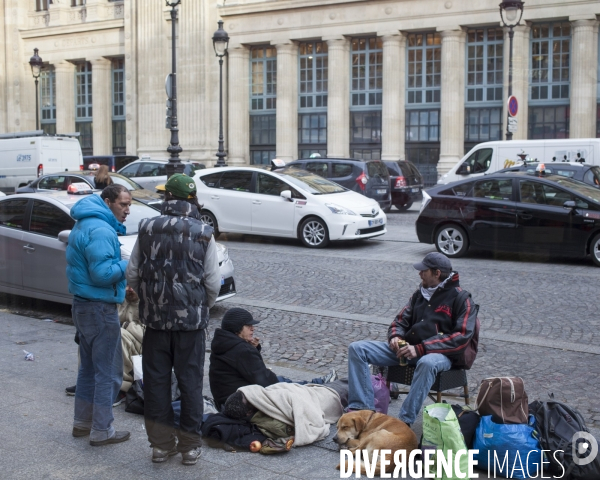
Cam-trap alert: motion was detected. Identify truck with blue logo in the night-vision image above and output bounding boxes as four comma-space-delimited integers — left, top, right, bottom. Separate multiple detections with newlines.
0, 130, 83, 193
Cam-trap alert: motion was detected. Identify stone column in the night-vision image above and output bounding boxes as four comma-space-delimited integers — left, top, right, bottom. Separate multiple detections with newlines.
227, 46, 250, 165
570, 20, 599, 138
381, 33, 406, 161
274, 42, 298, 161
503, 25, 530, 140
90, 58, 112, 155
55, 61, 76, 135
124, 0, 137, 155
325, 37, 350, 158
438, 29, 466, 176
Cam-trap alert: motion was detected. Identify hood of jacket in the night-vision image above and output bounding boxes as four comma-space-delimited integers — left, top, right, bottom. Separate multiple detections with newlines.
161, 199, 201, 220
70, 194, 126, 235
211, 328, 246, 355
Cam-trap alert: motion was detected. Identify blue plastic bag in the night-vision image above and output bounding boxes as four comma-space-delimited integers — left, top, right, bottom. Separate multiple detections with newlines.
473, 415, 543, 479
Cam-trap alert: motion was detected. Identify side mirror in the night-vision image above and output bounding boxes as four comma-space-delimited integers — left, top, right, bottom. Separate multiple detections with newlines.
457, 164, 471, 175
563, 200, 577, 210
58, 230, 71, 244
280, 190, 293, 202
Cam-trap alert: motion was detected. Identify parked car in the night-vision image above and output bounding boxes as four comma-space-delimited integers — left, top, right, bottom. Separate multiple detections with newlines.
15, 171, 163, 210
286, 158, 392, 212
0, 191, 236, 304
416, 171, 600, 267
83, 155, 139, 173
193, 166, 387, 248
383, 160, 424, 211
498, 162, 600, 188
118, 158, 205, 191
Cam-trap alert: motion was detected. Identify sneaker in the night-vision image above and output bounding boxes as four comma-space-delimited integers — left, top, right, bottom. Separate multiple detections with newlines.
112, 391, 126, 407
152, 445, 178, 463
89, 430, 131, 446
65, 385, 76, 396
181, 447, 201, 465
321, 368, 338, 384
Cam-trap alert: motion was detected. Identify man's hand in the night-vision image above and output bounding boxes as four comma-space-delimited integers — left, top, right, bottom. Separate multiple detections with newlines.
389, 337, 400, 352
398, 344, 417, 361
249, 337, 260, 348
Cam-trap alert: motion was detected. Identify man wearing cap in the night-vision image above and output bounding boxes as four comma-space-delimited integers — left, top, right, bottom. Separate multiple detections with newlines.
209, 307, 337, 409
346, 253, 478, 426
126, 173, 220, 466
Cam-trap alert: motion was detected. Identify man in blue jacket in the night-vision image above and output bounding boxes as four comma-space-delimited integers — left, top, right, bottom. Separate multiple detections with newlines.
66, 184, 132, 446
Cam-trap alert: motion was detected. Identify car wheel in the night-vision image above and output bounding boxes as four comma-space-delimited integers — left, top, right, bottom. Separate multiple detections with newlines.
300, 217, 329, 248
591, 233, 600, 267
435, 224, 469, 258
199, 210, 220, 238
394, 201, 414, 212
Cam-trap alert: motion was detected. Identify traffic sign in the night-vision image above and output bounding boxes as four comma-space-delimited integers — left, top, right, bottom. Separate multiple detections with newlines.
508, 124, 518, 133
508, 95, 519, 117
508, 117, 517, 125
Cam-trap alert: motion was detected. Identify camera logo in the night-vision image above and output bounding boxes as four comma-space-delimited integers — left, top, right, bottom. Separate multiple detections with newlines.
572, 432, 598, 466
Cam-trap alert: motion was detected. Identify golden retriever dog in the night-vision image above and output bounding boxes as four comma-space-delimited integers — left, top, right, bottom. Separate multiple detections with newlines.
333, 410, 418, 476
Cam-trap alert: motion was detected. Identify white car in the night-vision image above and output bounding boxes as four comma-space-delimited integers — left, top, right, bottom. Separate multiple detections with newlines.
193, 166, 387, 248
118, 158, 205, 191
0, 191, 235, 305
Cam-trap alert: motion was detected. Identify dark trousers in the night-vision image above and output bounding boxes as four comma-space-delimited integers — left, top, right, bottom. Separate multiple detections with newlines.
142, 327, 205, 452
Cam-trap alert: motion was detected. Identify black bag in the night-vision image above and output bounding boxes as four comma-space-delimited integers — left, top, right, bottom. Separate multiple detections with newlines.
451, 404, 481, 449
529, 400, 600, 480
125, 379, 145, 415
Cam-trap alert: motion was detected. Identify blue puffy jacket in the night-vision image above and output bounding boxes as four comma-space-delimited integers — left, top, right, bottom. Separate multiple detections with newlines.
66, 194, 128, 303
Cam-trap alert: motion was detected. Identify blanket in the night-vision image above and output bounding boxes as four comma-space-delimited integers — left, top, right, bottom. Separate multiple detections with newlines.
238, 383, 343, 446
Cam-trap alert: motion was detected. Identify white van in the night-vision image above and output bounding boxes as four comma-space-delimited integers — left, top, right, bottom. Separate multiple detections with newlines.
0, 131, 83, 193
438, 139, 600, 184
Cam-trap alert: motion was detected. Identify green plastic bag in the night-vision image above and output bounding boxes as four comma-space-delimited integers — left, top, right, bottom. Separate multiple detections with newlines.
422, 403, 469, 480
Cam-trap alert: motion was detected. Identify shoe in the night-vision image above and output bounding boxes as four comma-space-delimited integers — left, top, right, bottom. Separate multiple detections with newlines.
112, 391, 126, 407
90, 431, 131, 446
72, 427, 90, 437
321, 368, 338, 384
152, 445, 178, 463
65, 385, 76, 396
181, 447, 201, 465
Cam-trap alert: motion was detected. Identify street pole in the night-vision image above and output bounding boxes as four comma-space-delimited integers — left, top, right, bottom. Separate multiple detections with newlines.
213, 21, 229, 167
29, 48, 43, 132
35, 76, 40, 131
165, 0, 183, 178
506, 26, 514, 141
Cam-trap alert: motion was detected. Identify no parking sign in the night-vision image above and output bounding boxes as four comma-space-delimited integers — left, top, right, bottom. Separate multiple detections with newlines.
508, 95, 519, 117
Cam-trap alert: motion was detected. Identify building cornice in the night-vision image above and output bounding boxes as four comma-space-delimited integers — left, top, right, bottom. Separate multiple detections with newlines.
20, 19, 124, 40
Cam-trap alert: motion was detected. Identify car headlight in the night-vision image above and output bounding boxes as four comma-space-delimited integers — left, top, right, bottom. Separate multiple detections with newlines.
325, 203, 357, 215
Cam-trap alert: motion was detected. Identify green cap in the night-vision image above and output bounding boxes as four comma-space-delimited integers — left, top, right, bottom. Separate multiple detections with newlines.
165, 173, 197, 199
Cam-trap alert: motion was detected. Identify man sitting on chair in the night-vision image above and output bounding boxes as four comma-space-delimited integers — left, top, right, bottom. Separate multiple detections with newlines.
346, 253, 478, 426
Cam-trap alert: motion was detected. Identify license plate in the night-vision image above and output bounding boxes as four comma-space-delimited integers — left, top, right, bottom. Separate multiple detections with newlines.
369, 218, 384, 227
377, 189, 387, 194
411, 188, 420, 193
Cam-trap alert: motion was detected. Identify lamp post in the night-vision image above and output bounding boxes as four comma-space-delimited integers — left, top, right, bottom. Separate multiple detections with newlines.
29, 48, 43, 131
499, 0, 525, 141
212, 20, 229, 167
165, 0, 183, 178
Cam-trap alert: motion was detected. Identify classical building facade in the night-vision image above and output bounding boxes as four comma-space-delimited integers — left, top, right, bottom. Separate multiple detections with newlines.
1, 0, 599, 183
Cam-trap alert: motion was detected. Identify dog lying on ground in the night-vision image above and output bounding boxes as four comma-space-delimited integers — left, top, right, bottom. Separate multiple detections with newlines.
333, 410, 418, 476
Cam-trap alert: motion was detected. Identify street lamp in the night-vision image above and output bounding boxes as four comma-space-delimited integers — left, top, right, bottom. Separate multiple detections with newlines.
499, 0, 525, 141
212, 20, 229, 167
165, 0, 183, 178
29, 48, 43, 131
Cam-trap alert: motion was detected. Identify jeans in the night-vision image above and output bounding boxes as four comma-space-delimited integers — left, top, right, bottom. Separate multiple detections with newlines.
276, 375, 325, 385
72, 299, 123, 442
143, 327, 205, 453
347, 340, 452, 424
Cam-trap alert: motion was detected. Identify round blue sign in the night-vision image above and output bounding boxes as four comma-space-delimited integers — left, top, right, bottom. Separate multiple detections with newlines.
508, 96, 519, 117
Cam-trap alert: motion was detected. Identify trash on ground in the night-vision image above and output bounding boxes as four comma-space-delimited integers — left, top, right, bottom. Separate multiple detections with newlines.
23, 350, 34, 361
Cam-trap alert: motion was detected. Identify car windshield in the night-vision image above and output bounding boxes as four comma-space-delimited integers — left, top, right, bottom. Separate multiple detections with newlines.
549, 176, 600, 204
108, 174, 144, 191
277, 168, 347, 195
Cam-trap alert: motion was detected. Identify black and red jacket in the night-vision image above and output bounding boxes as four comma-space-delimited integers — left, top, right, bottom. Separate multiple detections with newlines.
387, 272, 477, 365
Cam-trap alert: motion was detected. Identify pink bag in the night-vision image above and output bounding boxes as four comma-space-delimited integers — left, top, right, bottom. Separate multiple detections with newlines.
371, 373, 390, 414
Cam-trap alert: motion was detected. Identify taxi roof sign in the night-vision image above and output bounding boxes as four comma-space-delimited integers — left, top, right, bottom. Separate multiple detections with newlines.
67, 182, 94, 195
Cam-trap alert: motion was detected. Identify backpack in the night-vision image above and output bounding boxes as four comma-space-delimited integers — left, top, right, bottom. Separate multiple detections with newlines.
451, 404, 481, 449
451, 290, 480, 370
475, 376, 529, 424
529, 400, 600, 480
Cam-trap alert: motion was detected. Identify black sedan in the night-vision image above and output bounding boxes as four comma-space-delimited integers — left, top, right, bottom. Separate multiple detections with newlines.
499, 162, 600, 188
416, 172, 600, 267
16, 171, 163, 210
383, 160, 424, 211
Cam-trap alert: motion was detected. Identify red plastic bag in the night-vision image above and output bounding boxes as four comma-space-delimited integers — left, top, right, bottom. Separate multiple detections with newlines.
371, 373, 390, 414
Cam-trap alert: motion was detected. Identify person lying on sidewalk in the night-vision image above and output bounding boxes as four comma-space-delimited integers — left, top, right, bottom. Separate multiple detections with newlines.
209, 308, 338, 410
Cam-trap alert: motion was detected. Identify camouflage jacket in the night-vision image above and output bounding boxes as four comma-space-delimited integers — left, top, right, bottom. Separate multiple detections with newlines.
132, 200, 217, 331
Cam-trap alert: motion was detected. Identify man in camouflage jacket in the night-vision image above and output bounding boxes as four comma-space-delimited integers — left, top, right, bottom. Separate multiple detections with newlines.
126, 173, 220, 466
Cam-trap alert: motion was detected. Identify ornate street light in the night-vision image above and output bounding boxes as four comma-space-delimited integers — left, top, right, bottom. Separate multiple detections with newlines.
165, 0, 183, 178
499, 1, 525, 141
29, 48, 43, 131
212, 20, 229, 167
